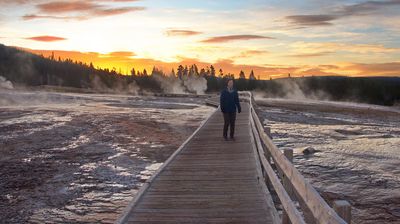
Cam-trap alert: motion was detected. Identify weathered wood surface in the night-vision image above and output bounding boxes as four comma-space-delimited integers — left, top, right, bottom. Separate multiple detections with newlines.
249, 96, 348, 224
117, 102, 278, 224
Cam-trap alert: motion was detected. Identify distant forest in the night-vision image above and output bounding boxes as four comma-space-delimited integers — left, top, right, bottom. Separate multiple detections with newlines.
1, 44, 399, 106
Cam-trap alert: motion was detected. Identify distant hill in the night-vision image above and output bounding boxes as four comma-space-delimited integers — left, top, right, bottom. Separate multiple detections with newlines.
0, 43, 399, 106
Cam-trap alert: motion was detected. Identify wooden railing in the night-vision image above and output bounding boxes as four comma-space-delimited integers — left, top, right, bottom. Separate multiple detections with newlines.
247, 91, 351, 224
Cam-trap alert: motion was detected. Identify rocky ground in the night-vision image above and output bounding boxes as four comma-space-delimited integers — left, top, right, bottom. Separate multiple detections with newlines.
0, 90, 214, 223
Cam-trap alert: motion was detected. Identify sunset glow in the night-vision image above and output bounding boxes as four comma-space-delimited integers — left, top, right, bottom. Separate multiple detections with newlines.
1, 0, 400, 79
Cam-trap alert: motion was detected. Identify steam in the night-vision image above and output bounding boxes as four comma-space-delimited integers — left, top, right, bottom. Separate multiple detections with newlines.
124, 82, 140, 95
153, 74, 207, 95
0, 76, 14, 89
278, 79, 308, 100
182, 75, 207, 95
0, 90, 87, 107
90, 76, 139, 95
153, 74, 186, 94
255, 78, 330, 101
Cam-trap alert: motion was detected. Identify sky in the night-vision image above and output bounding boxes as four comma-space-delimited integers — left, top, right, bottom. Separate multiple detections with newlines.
1, 0, 400, 79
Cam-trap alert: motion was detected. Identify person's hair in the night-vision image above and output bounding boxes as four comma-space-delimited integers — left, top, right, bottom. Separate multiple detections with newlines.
226, 78, 234, 86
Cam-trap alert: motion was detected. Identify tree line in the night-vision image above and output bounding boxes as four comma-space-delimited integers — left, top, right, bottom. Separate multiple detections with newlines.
0, 44, 258, 93
0, 44, 399, 106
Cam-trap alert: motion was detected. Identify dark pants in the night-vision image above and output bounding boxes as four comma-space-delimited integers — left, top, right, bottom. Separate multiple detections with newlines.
223, 112, 236, 138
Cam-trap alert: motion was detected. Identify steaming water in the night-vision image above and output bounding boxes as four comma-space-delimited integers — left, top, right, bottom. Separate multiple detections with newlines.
152, 74, 208, 95
0, 76, 14, 90
257, 98, 400, 224
0, 89, 214, 223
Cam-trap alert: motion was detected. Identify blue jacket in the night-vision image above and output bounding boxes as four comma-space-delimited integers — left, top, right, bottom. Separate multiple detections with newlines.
220, 88, 241, 113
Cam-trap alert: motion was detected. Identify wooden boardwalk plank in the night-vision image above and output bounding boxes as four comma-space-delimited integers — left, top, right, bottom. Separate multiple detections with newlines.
118, 103, 278, 224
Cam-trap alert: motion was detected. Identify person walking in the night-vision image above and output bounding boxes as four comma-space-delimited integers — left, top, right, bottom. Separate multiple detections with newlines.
220, 79, 241, 140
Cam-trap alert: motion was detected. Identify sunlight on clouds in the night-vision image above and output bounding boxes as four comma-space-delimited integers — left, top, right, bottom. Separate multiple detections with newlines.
0, 0, 399, 78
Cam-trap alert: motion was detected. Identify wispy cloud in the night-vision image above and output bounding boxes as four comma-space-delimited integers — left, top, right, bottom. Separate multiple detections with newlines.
241, 50, 268, 56
23, 14, 84, 20
0, 0, 36, 4
285, 51, 333, 58
338, 0, 400, 16
201, 35, 274, 43
103, 51, 136, 57
285, 0, 400, 27
1, 0, 141, 5
233, 50, 269, 59
22, 0, 145, 20
96, 0, 141, 2
91, 7, 144, 16
165, 29, 202, 37
36, 1, 97, 13
25, 35, 67, 42
285, 15, 337, 26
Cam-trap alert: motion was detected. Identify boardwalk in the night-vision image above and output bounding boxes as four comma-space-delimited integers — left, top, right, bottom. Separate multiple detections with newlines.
118, 102, 278, 223
117, 94, 350, 224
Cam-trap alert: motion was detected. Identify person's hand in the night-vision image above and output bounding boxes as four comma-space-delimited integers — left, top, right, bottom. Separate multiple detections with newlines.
238, 108, 241, 113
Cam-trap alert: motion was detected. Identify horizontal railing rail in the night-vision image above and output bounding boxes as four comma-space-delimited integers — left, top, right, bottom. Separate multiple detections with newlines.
246, 91, 351, 224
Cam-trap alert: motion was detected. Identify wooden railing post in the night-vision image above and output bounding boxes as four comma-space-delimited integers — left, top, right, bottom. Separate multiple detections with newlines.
282, 149, 294, 224
263, 144, 271, 165
283, 149, 294, 199
333, 200, 351, 224
263, 146, 272, 190
265, 126, 272, 139
283, 149, 293, 161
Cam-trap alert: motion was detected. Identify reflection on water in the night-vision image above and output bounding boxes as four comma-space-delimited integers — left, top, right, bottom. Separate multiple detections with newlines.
0, 90, 214, 223
259, 99, 400, 224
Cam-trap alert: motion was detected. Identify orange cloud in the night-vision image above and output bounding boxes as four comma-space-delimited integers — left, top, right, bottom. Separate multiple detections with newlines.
235, 50, 269, 58
37, 1, 96, 13
285, 52, 333, 58
25, 35, 67, 42
165, 29, 202, 37
345, 62, 400, 76
201, 35, 274, 43
106, 51, 136, 57
24, 0, 145, 20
